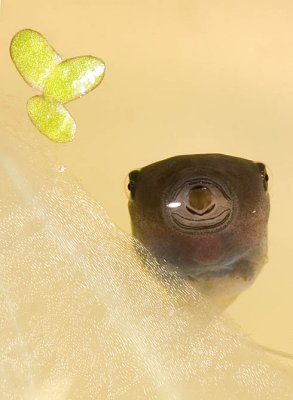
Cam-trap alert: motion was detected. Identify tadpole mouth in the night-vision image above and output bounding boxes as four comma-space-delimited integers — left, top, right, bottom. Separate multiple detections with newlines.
165, 177, 234, 232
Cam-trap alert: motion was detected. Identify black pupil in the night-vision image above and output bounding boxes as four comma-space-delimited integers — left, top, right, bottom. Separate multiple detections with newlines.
188, 186, 212, 210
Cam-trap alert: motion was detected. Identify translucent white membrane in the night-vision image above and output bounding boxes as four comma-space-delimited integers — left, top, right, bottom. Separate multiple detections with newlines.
0, 130, 292, 399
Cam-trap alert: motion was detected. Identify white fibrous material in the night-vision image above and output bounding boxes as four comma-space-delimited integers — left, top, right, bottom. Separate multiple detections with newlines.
0, 126, 292, 399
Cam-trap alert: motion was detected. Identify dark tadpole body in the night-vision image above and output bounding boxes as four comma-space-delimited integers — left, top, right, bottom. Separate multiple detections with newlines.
128, 154, 270, 306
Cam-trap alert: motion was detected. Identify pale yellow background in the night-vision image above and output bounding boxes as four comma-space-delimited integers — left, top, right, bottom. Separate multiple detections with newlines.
0, 0, 292, 356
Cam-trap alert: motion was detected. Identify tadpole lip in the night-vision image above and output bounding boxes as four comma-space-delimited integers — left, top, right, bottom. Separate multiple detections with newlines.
186, 203, 215, 216
171, 208, 232, 231
171, 176, 232, 202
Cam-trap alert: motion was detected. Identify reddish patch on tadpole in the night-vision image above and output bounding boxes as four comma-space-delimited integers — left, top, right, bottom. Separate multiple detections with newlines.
191, 236, 224, 265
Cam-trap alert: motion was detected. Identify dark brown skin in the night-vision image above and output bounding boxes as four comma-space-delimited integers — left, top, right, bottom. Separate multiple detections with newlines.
128, 154, 270, 306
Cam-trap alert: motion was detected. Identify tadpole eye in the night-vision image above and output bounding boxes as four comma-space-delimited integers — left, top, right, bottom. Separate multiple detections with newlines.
256, 163, 269, 191
128, 170, 140, 199
188, 186, 212, 211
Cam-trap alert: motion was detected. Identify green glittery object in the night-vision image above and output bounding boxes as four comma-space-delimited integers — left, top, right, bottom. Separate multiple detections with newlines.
10, 29, 61, 91
10, 29, 105, 143
27, 96, 76, 143
44, 56, 105, 103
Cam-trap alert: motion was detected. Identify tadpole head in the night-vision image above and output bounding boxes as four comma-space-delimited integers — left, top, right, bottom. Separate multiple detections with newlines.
128, 154, 270, 303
